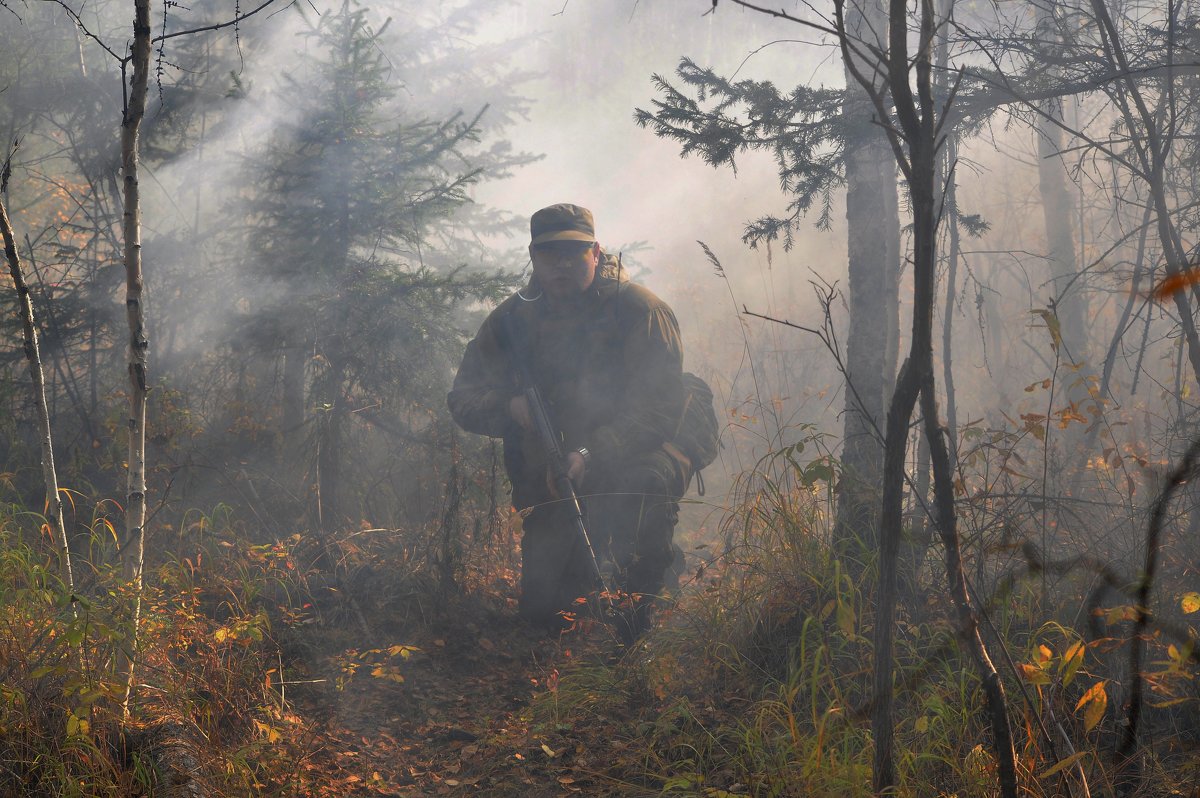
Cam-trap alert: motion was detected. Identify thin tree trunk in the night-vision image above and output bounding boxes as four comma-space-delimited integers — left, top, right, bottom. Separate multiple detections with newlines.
283, 343, 306, 433
1, 196, 77, 599
1070, 199, 1153, 496
902, 422, 931, 602
1099, 202, 1153, 402
1118, 439, 1200, 794
921, 376, 1018, 796
316, 389, 344, 531
1036, 106, 1087, 364
834, 0, 898, 563
936, 0, 959, 465
116, 0, 153, 715
942, 135, 961, 462
861, 0, 1019, 789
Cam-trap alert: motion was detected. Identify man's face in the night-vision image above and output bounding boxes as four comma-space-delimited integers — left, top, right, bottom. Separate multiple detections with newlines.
529, 240, 599, 301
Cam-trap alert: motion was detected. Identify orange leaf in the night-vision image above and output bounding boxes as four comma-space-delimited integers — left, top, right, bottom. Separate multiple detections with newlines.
1151, 268, 1200, 301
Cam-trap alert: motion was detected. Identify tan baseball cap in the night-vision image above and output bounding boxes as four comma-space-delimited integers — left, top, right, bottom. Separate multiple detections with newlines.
530, 203, 596, 246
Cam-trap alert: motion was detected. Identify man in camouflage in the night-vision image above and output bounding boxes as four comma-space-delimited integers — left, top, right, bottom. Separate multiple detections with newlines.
448, 203, 688, 639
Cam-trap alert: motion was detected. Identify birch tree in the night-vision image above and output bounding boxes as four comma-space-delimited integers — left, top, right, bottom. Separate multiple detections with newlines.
1, 186, 77, 600
114, 0, 152, 714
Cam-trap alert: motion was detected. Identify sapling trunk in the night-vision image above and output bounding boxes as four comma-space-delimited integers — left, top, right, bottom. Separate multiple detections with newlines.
0, 195, 78, 602
864, 0, 1019, 789
1118, 438, 1200, 794
921, 381, 1018, 797
116, 0, 153, 716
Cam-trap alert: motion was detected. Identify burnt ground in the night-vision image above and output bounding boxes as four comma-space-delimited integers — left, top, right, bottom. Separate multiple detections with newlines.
275, 585, 657, 798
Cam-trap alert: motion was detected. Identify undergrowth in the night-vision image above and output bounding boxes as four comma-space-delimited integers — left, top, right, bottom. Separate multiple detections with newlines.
4, 425, 1200, 796
534, 438, 1200, 797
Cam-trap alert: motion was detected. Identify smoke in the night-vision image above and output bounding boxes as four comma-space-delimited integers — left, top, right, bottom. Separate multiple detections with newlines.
465, 2, 856, 491
5, 0, 1190, 542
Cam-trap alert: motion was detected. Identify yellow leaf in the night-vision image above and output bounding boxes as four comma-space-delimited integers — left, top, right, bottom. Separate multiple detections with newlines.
819, 599, 836, 621
1018, 663, 1051, 685
213, 627, 229, 643
1075, 681, 1107, 732
1061, 641, 1085, 687
541, 743, 559, 758
1038, 750, 1088, 779
1181, 592, 1200, 614
836, 601, 855, 636
253, 719, 281, 743
387, 644, 419, 658
369, 665, 405, 684
1031, 308, 1063, 353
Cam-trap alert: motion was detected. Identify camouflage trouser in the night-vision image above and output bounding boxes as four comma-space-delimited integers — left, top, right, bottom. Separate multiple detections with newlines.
518, 447, 686, 635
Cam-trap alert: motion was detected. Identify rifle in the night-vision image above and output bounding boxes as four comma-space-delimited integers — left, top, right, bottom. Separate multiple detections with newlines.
500, 312, 609, 599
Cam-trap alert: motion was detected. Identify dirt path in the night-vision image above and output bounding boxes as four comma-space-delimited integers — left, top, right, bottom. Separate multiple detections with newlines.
282, 595, 643, 797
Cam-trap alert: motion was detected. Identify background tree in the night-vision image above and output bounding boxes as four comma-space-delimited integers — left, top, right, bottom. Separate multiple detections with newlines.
635, 50, 901, 562
232, 0, 514, 531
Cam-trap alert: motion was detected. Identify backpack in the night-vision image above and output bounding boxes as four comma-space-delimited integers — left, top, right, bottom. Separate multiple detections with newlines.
667, 372, 721, 494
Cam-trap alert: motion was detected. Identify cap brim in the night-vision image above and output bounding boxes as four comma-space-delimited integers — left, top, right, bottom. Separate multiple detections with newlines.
530, 230, 596, 246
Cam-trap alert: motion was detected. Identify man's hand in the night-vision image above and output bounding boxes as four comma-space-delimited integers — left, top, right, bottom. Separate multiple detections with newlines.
509, 395, 533, 431
546, 450, 587, 498
564, 450, 586, 485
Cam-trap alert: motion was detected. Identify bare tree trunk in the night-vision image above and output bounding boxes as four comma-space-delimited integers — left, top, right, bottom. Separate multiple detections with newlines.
1, 195, 77, 599
920, 375, 1018, 798
1037, 116, 1087, 362
902, 422, 931, 601
1119, 439, 1200, 794
834, 0, 899, 562
942, 135, 961, 461
316, 389, 344, 531
116, 0, 153, 715
283, 343, 306, 434
1032, 0, 1088, 367
839, 0, 1019, 789
282, 339, 308, 493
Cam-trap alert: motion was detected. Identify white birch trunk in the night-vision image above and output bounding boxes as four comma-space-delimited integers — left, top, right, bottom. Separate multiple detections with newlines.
116, 0, 153, 715
0, 197, 77, 598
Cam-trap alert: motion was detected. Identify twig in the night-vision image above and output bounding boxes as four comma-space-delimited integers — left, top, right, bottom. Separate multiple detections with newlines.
1117, 436, 1200, 792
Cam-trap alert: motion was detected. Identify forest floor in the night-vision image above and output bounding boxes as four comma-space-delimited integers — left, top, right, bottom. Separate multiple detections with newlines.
272, 579, 677, 798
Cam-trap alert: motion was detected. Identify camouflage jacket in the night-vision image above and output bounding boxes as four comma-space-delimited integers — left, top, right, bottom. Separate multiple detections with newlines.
447, 258, 684, 510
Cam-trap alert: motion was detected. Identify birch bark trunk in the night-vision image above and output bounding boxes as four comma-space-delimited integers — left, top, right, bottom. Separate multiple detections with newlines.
1, 196, 77, 598
116, 0, 153, 714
